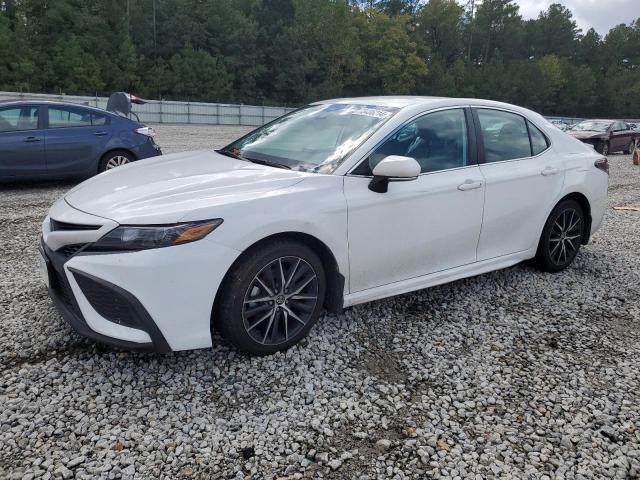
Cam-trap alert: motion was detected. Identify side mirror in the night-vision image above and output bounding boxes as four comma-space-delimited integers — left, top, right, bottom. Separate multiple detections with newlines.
368, 155, 421, 193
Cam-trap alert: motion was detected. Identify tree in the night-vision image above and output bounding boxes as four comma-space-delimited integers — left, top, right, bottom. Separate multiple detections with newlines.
415, 0, 464, 65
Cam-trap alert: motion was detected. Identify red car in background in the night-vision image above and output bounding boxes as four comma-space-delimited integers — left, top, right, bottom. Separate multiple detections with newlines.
567, 119, 639, 155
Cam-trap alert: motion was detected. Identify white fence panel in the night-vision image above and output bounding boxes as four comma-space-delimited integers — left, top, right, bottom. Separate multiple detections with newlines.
0, 91, 296, 126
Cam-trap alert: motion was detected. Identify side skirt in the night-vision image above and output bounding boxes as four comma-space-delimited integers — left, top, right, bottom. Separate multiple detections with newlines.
343, 249, 534, 307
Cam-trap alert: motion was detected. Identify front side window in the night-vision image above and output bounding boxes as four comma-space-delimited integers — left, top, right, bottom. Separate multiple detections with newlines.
223, 103, 399, 173
0, 106, 39, 132
48, 107, 92, 128
358, 108, 469, 175
477, 109, 532, 162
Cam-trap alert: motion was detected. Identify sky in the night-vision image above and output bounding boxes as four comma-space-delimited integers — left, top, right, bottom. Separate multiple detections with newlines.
515, 0, 637, 35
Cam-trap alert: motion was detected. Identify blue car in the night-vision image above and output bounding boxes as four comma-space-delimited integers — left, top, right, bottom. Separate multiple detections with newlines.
0, 100, 162, 180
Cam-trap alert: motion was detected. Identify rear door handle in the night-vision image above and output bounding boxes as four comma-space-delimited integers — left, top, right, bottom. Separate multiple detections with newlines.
94, 131, 108, 136
23, 136, 41, 143
541, 166, 560, 176
458, 180, 483, 191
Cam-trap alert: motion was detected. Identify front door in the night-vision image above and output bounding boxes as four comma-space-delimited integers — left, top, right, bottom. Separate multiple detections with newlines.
344, 108, 485, 293
0, 105, 46, 177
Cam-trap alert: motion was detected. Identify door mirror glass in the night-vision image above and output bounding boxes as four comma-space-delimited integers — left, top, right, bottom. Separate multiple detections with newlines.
369, 155, 420, 193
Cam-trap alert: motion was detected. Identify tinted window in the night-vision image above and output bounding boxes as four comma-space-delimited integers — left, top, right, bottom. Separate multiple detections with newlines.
48, 107, 92, 128
477, 109, 531, 162
91, 113, 109, 126
0, 106, 39, 132
528, 120, 549, 155
614, 121, 627, 131
363, 108, 468, 175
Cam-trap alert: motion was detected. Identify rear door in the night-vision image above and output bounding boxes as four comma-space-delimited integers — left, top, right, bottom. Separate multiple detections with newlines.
44, 105, 113, 176
474, 108, 565, 261
0, 105, 46, 177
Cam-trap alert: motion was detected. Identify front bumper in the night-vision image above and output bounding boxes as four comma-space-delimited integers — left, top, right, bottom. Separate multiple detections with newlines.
41, 210, 242, 352
41, 240, 171, 352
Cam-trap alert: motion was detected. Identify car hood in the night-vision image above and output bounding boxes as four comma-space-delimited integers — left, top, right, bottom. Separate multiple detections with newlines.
64, 150, 309, 224
568, 131, 605, 140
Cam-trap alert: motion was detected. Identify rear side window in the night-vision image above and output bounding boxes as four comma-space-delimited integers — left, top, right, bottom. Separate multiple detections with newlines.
91, 113, 110, 126
477, 109, 531, 162
48, 106, 92, 128
528, 120, 549, 155
0, 106, 39, 132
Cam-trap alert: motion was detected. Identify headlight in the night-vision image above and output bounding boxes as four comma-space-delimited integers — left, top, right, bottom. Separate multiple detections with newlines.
87, 219, 223, 252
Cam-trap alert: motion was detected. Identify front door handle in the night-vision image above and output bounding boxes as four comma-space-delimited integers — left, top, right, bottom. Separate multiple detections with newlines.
23, 136, 41, 143
541, 166, 560, 176
94, 131, 108, 136
458, 180, 483, 191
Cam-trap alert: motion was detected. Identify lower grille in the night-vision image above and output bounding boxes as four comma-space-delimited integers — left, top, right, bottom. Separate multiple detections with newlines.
56, 244, 86, 259
50, 267, 78, 314
73, 272, 141, 329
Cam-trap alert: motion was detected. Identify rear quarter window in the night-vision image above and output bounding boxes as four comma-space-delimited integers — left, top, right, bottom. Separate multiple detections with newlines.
528, 121, 550, 156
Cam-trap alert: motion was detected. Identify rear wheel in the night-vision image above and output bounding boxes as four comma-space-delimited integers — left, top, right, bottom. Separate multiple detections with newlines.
533, 199, 585, 272
215, 240, 326, 355
99, 150, 134, 172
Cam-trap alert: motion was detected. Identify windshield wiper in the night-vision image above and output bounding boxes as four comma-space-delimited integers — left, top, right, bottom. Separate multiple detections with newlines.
216, 148, 245, 160
244, 157, 291, 170
215, 149, 291, 170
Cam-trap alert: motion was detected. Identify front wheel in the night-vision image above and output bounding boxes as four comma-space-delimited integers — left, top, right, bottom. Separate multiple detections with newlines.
214, 240, 326, 355
533, 199, 585, 272
624, 140, 636, 155
596, 141, 609, 156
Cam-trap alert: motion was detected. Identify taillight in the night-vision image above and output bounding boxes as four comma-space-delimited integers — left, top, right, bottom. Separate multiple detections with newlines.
134, 126, 155, 137
594, 157, 609, 174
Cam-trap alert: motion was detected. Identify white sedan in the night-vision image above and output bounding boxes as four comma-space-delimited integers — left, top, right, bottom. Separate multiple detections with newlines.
40, 97, 609, 354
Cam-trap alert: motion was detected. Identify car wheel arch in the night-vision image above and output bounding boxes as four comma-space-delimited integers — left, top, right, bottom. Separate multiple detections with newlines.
98, 148, 138, 173
549, 192, 592, 245
211, 232, 345, 333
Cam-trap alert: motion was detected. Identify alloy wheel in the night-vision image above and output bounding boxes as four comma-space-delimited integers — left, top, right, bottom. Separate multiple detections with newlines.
548, 208, 582, 266
105, 155, 130, 169
242, 256, 318, 346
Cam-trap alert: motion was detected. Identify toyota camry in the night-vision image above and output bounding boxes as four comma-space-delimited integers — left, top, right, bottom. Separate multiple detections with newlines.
39, 97, 609, 355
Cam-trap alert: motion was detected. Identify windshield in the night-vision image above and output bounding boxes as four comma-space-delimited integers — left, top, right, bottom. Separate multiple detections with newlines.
570, 121, 611, 132
222, 103, 399, 173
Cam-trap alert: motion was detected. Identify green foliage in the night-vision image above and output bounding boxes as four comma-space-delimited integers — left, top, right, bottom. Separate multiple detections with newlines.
0, 0, 639, 116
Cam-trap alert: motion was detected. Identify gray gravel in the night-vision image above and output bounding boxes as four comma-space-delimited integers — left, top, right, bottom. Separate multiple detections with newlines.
1, 125, 639, 479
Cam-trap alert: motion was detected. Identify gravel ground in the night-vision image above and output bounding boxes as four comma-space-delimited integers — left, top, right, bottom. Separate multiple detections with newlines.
1, 125, 639, 479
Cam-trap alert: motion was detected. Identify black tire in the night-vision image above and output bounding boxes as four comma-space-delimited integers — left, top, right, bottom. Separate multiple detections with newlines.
214, 239, 326, 355
596, 141, 609, 156
623, 140, 635, 155
533, 199, 585, 273
99, 150, 135, 173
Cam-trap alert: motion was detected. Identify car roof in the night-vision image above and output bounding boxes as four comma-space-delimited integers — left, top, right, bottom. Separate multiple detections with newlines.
311, 96, 549, 116
0, 99, 113, 115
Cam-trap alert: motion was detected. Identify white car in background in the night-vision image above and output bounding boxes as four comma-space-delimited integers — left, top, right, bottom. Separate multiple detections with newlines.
40, 97, 609, 354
